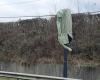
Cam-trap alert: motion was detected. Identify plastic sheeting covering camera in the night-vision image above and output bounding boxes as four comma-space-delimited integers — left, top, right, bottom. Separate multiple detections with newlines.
56, 9, 73, 51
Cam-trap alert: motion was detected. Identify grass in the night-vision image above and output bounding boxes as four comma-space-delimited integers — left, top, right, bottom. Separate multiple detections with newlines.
0, 77, 16, 80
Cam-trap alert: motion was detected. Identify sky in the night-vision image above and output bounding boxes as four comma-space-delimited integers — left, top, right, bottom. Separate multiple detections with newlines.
0, 0, 100, 22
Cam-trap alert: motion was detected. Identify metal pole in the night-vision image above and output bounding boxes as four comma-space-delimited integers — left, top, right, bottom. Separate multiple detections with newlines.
63, 48, 68, 78
77, 0, 80, 13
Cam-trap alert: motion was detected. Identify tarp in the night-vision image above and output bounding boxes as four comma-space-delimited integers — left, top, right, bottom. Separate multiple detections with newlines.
56, 9, 73, 51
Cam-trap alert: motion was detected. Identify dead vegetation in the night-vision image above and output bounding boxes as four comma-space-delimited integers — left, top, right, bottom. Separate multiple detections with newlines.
0, 14, 100, 66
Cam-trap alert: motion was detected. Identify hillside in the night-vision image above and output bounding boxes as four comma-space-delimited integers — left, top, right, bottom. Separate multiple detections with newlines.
0, 13, 100, 66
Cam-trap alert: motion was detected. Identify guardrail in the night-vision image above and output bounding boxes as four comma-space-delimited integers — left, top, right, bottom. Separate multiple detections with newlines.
0, 71, 81, 80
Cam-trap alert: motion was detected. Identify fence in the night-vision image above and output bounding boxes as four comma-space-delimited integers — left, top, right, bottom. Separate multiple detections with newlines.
0, 71, 81, 80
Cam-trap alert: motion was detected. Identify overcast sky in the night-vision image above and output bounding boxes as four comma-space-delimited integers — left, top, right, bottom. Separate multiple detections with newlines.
0, 0, 100, 22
